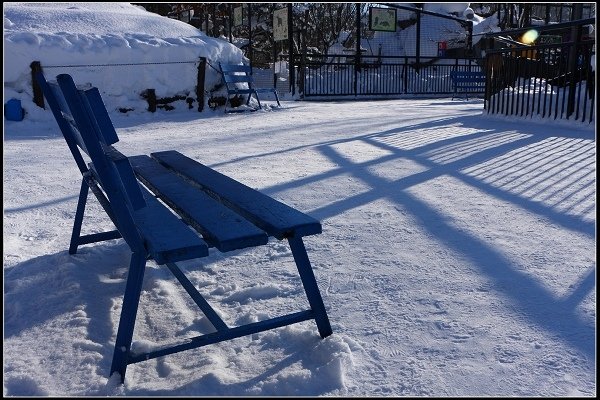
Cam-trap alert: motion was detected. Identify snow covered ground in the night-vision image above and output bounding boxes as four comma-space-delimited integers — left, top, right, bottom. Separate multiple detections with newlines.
3, 3, 596, 397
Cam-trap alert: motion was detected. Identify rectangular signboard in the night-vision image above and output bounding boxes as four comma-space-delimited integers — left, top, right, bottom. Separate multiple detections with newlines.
539, 35, 562, 44
273, 8, 289, 41
234, 6, 243, 27
369, 7, 397, 32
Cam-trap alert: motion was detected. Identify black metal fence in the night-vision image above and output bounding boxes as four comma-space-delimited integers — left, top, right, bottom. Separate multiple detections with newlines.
483, 23, 595, 124
475, 3, 596, 29
297, 55, 484, 97
159, 3, 480, 96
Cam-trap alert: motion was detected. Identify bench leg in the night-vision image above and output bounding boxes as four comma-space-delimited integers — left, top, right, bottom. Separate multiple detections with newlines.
110, 251, 147, 383
256, 95, 262, 110
288, 236, 333, 338
69, 178, 123, 253
248, 90, 262, 110
69, 178, 90, 254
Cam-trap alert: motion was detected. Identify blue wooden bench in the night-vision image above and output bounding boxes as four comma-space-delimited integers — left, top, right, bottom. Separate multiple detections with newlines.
219, 62, 281, 112
36, 72, 331, 383
450, 70, 486, 100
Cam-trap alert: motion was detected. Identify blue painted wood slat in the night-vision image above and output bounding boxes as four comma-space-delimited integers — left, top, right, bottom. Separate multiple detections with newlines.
129, 154, 268, 252
81, 87, 120, 145
223, 75, 254, 84
151, 151, 322, 239
133, 185, 209, 264
219, 64, 253, 73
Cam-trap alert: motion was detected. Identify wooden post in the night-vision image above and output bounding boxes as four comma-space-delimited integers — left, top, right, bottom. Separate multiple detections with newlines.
146, 89, 156, 112
30, 61, 45, 109
197, 57, 206, 112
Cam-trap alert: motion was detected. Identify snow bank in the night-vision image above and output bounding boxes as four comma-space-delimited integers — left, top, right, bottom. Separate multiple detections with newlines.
3, 3, 246, 116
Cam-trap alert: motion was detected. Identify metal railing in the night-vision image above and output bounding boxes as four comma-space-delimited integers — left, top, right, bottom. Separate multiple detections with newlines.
297, 55, 485, 97
484, 40, 595, 124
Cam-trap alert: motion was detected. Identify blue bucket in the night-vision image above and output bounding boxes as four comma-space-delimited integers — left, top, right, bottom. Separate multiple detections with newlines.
5, 98, 25, 121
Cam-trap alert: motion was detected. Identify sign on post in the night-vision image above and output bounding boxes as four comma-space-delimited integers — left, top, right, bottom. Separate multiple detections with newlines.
539, 35, 562, 44
437, 41, 447, 56
369, 7, 397, 32
273, 8, 288, 41
233, 6, 243, 27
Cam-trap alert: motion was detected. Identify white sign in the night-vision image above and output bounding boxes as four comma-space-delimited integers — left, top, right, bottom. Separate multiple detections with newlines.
273, 8, 288, 41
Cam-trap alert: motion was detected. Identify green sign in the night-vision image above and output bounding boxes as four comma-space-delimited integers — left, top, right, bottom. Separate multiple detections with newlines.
539, 35, 561, 44
369, 7, 396, 32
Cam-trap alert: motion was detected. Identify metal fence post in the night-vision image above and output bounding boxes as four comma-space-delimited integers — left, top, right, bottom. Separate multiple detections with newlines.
354, 3, 361, 96
566, 4, 583, 118
288, 3, 295, 96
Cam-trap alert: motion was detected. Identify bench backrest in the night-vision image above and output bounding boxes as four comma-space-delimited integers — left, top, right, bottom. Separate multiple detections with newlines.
219, 63, 254, 90
36, 73, 89, 174
450, 71, 486, 84
37, 72, 146, 249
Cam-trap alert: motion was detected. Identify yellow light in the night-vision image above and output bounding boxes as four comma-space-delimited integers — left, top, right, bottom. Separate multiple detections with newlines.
521, 29, 539, 44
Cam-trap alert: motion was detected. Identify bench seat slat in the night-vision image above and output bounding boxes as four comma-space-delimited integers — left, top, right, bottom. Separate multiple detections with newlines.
453, 79, 485, 83
451, 72, 484, 76
224, 75, 253, 84
225, 88, 255, 95
254, 88, 279, 93
220, 65, 253, 73
450, 71, 485, 99
129, 155, 269, 252
151, 151, 322, 239
133, 186, 209, 264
